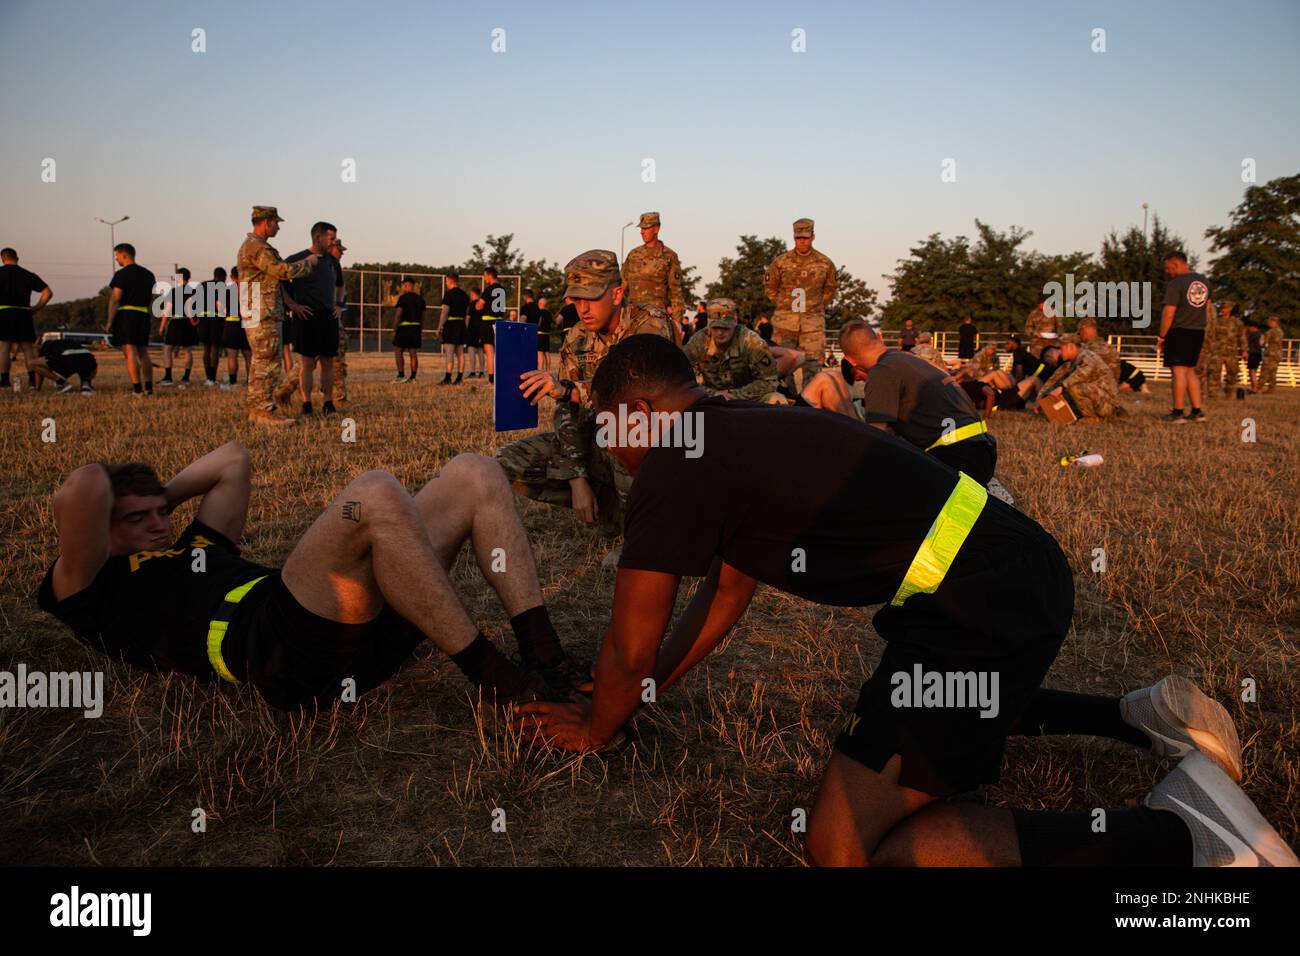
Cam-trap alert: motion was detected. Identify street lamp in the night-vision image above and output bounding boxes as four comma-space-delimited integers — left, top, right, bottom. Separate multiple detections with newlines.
95, 215, 130, 272
620, 221, 634, 261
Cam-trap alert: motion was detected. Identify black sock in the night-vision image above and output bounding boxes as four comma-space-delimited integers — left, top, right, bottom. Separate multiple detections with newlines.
181, 369, 191, 381
450, 633, 530, 700
162, 369, 172, 381
302, 401, 312, 413
1191, 406, 1201, 414
133, 382, 143, 394
1169, 407, 1183, 416
1011, 689, 1151, 748
205, 364, 216, 381
28, 370, 36, 386
510, 606, 563, 664
228, 372, 237, 385
144, 379, 153, 393
1012, 807, 1193, 866
0, 373, 9, 387
322, 400, 335, 413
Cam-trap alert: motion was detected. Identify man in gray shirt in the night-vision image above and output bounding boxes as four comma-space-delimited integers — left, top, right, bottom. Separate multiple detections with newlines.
1157, 251, 1209, 423
282, 222, 342, 415
840, 319, 998, 486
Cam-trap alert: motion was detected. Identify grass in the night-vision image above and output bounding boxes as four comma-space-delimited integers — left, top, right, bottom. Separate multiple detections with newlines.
1, 351, 1296, 865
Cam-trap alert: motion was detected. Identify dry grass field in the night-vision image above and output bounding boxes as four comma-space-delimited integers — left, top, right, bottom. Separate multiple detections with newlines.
1, 351, 1296, 866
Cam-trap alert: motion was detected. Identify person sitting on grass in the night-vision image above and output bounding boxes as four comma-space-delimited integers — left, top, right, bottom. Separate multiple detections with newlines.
37, 441, 585, 713
517, 334, 1297, 869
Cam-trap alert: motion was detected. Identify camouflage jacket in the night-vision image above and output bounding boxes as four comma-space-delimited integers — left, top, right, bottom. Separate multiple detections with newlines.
1263, 326, 1283, 358
764, 248, 837, 318
555, 302, 677, 478
1228, 316, 1246, 354
911, 343, 947, 371
236, 234, 314, 324
975, 349, 1001, 375
1081, 336, 1121, 381
683, 326, 779, 399
1024, 305, 1060, 350
1041, 347, 1118, 400
622, 243, 684, 321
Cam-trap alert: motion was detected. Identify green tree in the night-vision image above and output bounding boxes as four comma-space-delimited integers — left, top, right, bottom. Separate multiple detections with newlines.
825, 266, 879, 328
679, 263, 701, 310
881, 233, 972, 329
462, 234, 525, 275
704, 235, 788, 322
1205, 174, 1300, 330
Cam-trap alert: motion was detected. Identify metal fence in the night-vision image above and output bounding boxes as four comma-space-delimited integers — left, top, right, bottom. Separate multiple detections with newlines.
341, 270, 522, 353
823, 330, 1299, 388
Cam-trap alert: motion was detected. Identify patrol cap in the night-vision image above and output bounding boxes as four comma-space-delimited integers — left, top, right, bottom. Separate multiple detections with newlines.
706, 298, 738, 328
563, 250, 621, 299
1059, 333, 1082, 346
251, 205, 284, 223
793, 218, 815, 238
1077, 317, 1098, 330
332, 239, 348, 252
639, 212, 661, 229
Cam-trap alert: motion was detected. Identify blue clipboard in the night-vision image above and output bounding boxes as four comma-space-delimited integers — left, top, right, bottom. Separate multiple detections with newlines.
493, 321, 539, 432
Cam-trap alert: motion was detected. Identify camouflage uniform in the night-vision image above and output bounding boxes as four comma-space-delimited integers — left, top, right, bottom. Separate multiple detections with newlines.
1080, 335, 1121, 382
1024, 304, 1060, 357
1196, 304, 1225, 392
1259, 325, 1284, 392
235, 207, 314, 418
496, 250, 677, 536
621, 212, 685, 326
765, 218, 837, 388
683, 300, 781, 402
1211, 312, 1246, 395
331, 241, 349, 404
1040, 342, 1121, 420
910, 341, 947, 371
975, 348, 1001, 376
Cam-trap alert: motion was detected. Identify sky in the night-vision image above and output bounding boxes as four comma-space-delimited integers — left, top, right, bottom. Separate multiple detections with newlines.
1, 0, 1298, 302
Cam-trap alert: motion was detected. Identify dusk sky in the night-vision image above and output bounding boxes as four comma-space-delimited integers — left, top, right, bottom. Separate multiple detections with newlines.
2, 0, 1297, 301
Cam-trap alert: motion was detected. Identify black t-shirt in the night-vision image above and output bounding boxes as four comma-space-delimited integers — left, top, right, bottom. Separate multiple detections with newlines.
958, 323, 977, 356
1009, 346, 1050, 381
899, 327, 917, 349
1245, 329, 1262, 354
284, 250, 334, 311
1163, 272, 1211, 331
109, 263, 157, 309
861, 349, 981, 449
521, 302, 541, 324
560, 303, 579, 329
619, 397, 1049, 616
481, 282, 506, 319
36, 519, 275, 681
756, 319, 774, 343
0, 263, 48, 308
395, 292, 426, 327
537, 308, 553, 333
443, 286, 470, 319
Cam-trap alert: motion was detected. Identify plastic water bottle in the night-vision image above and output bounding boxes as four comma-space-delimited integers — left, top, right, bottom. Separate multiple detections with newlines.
1069, 453, 1104, 468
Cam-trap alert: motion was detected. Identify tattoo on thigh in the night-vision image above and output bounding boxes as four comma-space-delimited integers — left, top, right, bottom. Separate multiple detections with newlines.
342, 500, 361, 522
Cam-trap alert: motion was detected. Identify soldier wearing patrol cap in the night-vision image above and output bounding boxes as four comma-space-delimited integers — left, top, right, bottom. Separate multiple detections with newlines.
683, 298, 782, 403
1035, 332, 1123, 421
497, 250, 677, 559
235, 206, 320, 427
622, 212, 685, 331
765, 217, 838, 392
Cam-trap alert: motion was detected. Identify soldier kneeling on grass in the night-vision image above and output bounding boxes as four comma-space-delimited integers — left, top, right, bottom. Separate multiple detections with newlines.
1032, 333, 1125, 422
36, 441, 584, 712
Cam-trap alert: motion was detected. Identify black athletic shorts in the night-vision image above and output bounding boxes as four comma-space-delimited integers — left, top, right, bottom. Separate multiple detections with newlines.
393, 323, 422, 349
222, 320, 249, 351
927, 434, 997, 486
537, 335, 551, 354
281, 318, 294, 348
833, 506, 1074, 797
1247, 351, 1262, 371
0, 308, 36, 343
441, 318, 466, 345
111, 312, 150, 348
50, 354, 96, 381
231, 574, 427, 711
292, 308, 339, 358
465, 316, 482, 347
1162, 327, 1204, 368
195, 317, 221, 346
164, 319, 198, 347
479, 320, 496, 347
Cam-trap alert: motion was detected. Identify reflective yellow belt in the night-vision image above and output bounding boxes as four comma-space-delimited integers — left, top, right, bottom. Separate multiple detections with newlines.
925, 419, 988, 452
206, 575, 269, 684
1126, 366, 1141, 380
118, 304, 149, 314
397, 321, 420, 326
1032, 362, 1044, 377
225, 315, 241, 322
891, 472, 987, 607
0, 304, 31, 310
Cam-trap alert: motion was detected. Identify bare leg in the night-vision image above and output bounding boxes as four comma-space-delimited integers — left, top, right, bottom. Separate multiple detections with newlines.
0, 339, 11, 377
320, 356, 334, 397
1172, 366, 1187, 410
299, 355, 316, 401
805, 753, 937, 866
1185, 366, 1201, 407
485, 343, 495, 376
122, 346, 140, 385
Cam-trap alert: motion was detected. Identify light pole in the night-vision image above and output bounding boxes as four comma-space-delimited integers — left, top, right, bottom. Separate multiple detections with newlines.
620, 221, 634, 261
95, 215, 129, 272
1141, 202, 1150, 287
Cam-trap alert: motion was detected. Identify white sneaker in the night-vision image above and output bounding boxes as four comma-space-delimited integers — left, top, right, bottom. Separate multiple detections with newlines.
56, 382, 76, 394
1121, 675, 1242, 780
600, 545, 622, 569
159, 379, 175, 387
1147, 752, 1298, 867
219, 383, 235, 391
203, 379, 217, 387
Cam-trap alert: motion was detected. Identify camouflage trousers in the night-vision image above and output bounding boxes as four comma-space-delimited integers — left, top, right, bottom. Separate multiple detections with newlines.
772, 310, 826, 390
246, 318, 282, 415
1258, 357, 1279, 392
333, 319, 348, 403
1199, 351, 1241, 396
495, 432, 633, 537
1065, 381, 1121, 420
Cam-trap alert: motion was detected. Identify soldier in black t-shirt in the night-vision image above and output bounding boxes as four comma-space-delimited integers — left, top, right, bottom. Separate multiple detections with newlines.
535, 295, 554, 371
37, 441, 586, 713
516, 334, 1294, 870
159, 268, 198, 387
0, 247, 52, 389
479, 267, 507, 383
957, 316, 977, 360
391, 278, 426, 382
105, 243, 157, 396
33, 338, 98, 393
438, 272, 470, 385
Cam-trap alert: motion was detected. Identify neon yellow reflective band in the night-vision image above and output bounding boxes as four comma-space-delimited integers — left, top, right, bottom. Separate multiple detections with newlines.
0, 304, 31, 310
118, 304, 149, 313
891, 473, 988, 607
1127, 366, 1140, 380
206, 575, 268, 684
925, 419, 988, 452
226, 315, 241, 321
398, 321, 420, 326
1033, 363, 1044, 377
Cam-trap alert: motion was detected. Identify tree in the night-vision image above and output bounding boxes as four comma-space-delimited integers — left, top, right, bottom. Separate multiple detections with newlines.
881, 233, 973, 329
704, 235, 788, 322
1205, 174, 1300, 330
825, 266, 879, 328
679, 263, 701, 310
462, 234, 525, 275
36, 287, 111, 333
